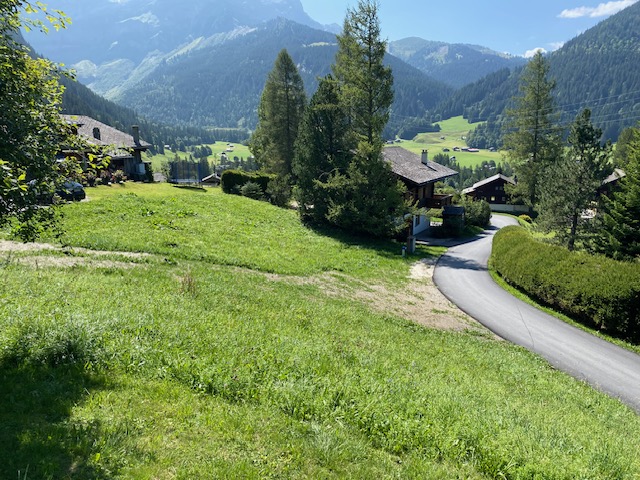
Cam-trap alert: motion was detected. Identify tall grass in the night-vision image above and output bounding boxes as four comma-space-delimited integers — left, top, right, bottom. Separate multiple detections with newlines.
1, 183, 639, 478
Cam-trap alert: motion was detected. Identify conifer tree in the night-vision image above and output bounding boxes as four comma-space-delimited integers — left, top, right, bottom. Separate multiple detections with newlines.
503, 51, 563, 208
249, 49, 306, 178
318, 0, 404, 237
538, 109, 612, 250
595, 127, 640, 260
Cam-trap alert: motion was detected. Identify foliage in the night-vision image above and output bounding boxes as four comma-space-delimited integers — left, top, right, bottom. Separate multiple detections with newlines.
594, 126, 640, 260
249, 49, 306, 177
537, 109, 613, 250
460, 198, 491, 228
220, 169, 273, 196
493, 226, 640, 340
0, 1, 74, 241
314, 0, 405, 237
265, 174, 292, 207
503, 51, 563, 207
293, 76, 354, 224
240, 181, 264, 200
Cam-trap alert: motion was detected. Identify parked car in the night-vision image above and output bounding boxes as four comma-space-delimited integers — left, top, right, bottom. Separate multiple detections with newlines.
56, 180, 86, 201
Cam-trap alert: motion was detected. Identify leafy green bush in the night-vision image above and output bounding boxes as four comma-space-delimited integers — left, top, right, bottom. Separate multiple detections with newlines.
492, 226, 640, 340
220, 169, 273, 195
240, 181, 264, 200
519, 214, 532, 224
462, 198, 491, 227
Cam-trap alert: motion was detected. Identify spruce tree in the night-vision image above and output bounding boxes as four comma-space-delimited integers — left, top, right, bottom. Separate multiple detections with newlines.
503, 51, 563, 208
596, 127, 640, 260
293, 75, 353, 223
249, 49, 306, 178
538, 109, 612, 250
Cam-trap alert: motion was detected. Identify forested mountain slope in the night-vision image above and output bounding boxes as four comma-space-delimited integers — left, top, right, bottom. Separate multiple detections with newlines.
433, 1, 640, 141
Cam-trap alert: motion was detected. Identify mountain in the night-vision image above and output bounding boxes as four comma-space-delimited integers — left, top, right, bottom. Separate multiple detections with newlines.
388, 37, 526, 89
433, 1, 640, 141
102, 18, 454, 131
24, 0, 328, 69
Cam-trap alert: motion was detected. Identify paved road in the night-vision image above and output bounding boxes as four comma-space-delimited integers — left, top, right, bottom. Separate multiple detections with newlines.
433, 215, 640, 413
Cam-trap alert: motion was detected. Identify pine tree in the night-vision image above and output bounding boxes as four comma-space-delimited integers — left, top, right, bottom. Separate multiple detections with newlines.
596, 127, 640, 260
503, 51, 563, 208
321, 0, 404, 237
537, 109, 612, 251
249, 49, 306, 178
293, 75, 353, 223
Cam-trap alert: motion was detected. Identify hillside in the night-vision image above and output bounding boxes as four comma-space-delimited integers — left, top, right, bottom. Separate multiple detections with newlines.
388, 37, 526, 89
432, 1, 640, 141
110, 18, 453, 130
1, 183, 640, 478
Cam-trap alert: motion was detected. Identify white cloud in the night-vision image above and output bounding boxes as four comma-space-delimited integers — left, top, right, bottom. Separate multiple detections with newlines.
524, 47, 546, 58
558, 0, 637, 18
549, 42, 565, 51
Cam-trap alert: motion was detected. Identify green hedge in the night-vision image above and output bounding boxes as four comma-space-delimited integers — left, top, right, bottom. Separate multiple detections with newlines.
220, 170, 274, 195
492, 226, 640, 340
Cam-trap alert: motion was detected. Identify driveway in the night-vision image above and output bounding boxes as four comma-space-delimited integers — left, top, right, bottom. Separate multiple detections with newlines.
432, 215, 640, 413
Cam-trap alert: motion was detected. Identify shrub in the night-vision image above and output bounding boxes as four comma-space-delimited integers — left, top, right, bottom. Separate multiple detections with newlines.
266, 175, 292, 207
113, 170, 126, 183
240, 181, 264, 200
462, 198, 491, 227
221, 169, 274, 195
492, 226, 640, 340
519, 214, 532, 224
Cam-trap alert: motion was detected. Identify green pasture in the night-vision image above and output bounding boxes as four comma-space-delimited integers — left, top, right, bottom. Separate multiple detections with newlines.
1, 183, 639, 479
147, 142, 252, 172
394, 116, 505, 168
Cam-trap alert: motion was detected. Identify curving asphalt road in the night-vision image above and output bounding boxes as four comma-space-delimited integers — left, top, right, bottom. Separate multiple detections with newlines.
433, 215, 640, 413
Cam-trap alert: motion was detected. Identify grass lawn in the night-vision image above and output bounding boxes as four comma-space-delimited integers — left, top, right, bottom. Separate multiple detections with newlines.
1, 184, 639, 479
393, 116, 505, 169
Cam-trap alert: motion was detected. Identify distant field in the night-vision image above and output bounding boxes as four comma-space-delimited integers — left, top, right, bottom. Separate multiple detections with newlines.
394, 116, 505, 169
1, 184, 639, 478
148, 142, 252, 172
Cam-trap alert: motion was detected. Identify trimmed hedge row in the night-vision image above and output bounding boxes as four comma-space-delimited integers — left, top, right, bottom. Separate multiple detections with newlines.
220, 170, 274, 195
492, 226, 640, 340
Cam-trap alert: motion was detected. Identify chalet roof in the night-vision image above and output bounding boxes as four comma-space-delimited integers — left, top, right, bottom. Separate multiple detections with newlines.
602, 168, 626, 186
462, 173, 515, 195
62, 115, 152, 151
383, 146, 458, 186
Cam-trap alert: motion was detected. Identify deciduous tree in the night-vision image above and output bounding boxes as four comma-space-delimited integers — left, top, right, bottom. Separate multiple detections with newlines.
0, 1, 73, 241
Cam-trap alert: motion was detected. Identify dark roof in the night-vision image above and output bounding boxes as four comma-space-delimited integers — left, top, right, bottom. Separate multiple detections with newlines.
462, 173, 515, 195
62, 115, 152, 150
383, 146, 458, 186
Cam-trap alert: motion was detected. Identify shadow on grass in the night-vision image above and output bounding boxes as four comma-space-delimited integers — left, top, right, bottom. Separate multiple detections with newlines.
0, 362, 110, 479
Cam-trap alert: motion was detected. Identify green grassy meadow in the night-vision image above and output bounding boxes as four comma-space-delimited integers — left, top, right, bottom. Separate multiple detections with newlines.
148, 142, 252, 173
395, 116, 504, 168
1, 184, 639, 478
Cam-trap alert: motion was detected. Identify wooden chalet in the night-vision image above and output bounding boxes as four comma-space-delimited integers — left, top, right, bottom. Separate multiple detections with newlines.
383, 147, 458, 208
462, 174, 515, 205
63, 115, 152, 180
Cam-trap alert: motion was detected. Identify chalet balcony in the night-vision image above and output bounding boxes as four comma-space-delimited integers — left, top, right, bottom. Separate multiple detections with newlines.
420, 194, 454, 209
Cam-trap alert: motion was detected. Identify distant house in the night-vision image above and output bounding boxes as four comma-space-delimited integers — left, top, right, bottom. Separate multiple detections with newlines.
598, 168, 626, 197
383, 147, 458, 237
383, 147, 458, 209
63, 115, 152, 181
462, 173, 530, 214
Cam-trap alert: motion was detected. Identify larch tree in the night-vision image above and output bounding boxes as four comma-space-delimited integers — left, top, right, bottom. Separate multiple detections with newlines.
537, 109, 612, 251
249, 49, 306, 179
319, 0, 405, 237
0, 1, 75, 241
503, 51, 563, 208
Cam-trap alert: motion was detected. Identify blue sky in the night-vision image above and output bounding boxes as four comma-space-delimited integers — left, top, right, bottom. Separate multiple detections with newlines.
300, 0, 638, 57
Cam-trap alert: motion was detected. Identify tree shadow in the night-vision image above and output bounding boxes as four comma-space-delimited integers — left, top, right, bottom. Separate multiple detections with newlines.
436, 254, 488, 272
0, 362, 111, 479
